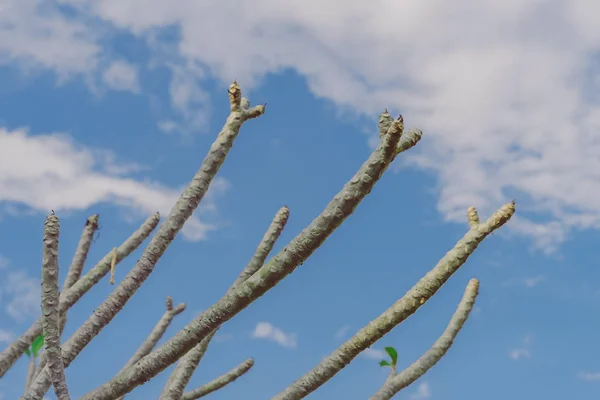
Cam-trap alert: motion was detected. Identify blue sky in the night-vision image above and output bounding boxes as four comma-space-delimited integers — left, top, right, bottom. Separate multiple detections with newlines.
1, 1, 600, 399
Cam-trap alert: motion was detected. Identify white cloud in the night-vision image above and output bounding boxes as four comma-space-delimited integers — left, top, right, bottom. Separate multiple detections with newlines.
3, 0, 600, 251
409, 382, 431, 400
578, 371, 600, 382
523, 276, 546, 288
360, 348, 387, 361
102, 60, 140, 92
505, 276, 546, 289
0, 0, 99, 79
251, 322, 297, 348
509, 334, 534, 361
0, 269, 40, 322
158, 120, 178, 135
508, 348, 531, 361
334, 324, 351, 340
0, 328, 15, 343
0, 127, 229, 241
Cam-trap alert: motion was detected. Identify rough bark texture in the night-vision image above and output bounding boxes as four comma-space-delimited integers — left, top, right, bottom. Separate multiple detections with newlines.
41, 213, 70, 400
0, 83, 519, 400
23, 83, 265, 400
0, 213, 159, 378
271, 202, 515, 400
62, 214, 99, 290
181, 358, 254, 400
79, 113, 410, 400
0, 325, 41, 379
160, 206, 289, 400
115, 297, 185, 400
369, 279, 480, 400
121, 296, 186, 372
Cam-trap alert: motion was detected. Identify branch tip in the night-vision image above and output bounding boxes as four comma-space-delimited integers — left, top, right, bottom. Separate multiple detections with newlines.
378, 109, 393, 137
109, 248, 117, 285
228, 81, 242, 111
85, 214, 99, 228
173, 303, 186, 314
394, 128, 423, 156
467, 278, 480, 292
484, 201, 516, 229
166, 296, 173, 311
467, 206, 480, 228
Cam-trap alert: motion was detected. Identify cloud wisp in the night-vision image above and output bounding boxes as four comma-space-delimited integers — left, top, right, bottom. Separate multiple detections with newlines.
3, 0, 600, 251
251, 322, 297, 349
0, 127, 229, 241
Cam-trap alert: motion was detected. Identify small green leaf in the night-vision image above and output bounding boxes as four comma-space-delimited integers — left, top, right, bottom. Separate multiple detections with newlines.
25, 348, 31, 358
32, 335, 44, 358
384, 347, 398, 366
379, 360, 392, 367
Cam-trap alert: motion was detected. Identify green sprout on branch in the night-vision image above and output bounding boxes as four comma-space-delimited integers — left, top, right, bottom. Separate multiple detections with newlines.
379, 346, 398, 369
24, 334, 44, 359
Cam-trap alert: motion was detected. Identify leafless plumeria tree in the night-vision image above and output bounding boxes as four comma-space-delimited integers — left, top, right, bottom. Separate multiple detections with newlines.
0, 82, 516, 400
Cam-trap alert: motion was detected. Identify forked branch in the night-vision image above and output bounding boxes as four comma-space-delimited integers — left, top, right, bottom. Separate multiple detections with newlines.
79, 110, 418, 400
23, 82, 265, 399
0, 213, 160, 378
369, 278, 480, 400
271, 202, 515, 400
160, 206, 290, 399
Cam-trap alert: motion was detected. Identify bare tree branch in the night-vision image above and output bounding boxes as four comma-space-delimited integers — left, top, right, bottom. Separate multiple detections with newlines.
62, 214, 99, 291
369, 278, 480, 400
0, 326, 40, 379
41, 212, 70, 400
0, 213, 159, 378
271, 202, 515, 400
52, 214, 100, 368
181, 358, 254, 400
121, 296, 186, 373
79, 112, 415, 400
115, 296, 185, 400
22, 82, 266, 400
160, 206, 289, 399
24, 356, 36, 394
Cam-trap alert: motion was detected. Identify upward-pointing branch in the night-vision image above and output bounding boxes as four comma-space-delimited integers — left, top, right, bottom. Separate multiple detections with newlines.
62, 214, 99, 291
181, 358, 255, 400
271, 201, 515, 400
116, 296, 186, 400
22, 82, 266, 400
34, 214, 101, 379
41, 212, 70, 400
369, 278, 480, 400
0, 213, 159, 379
79, 111, 420, 400
159, 206, 290, 399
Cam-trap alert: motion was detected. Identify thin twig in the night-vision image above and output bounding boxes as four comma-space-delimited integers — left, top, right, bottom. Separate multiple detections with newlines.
160, 206, 289, 399
121, 296, 186, 372
24, 356, 36, 393
109, 248, 117, 285
181, 358, 254, 400
62, 214, 99, 291
115, 296, 185, 400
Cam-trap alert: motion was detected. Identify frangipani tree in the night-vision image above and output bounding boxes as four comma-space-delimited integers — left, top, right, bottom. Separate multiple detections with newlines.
0, 82, 515, 400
